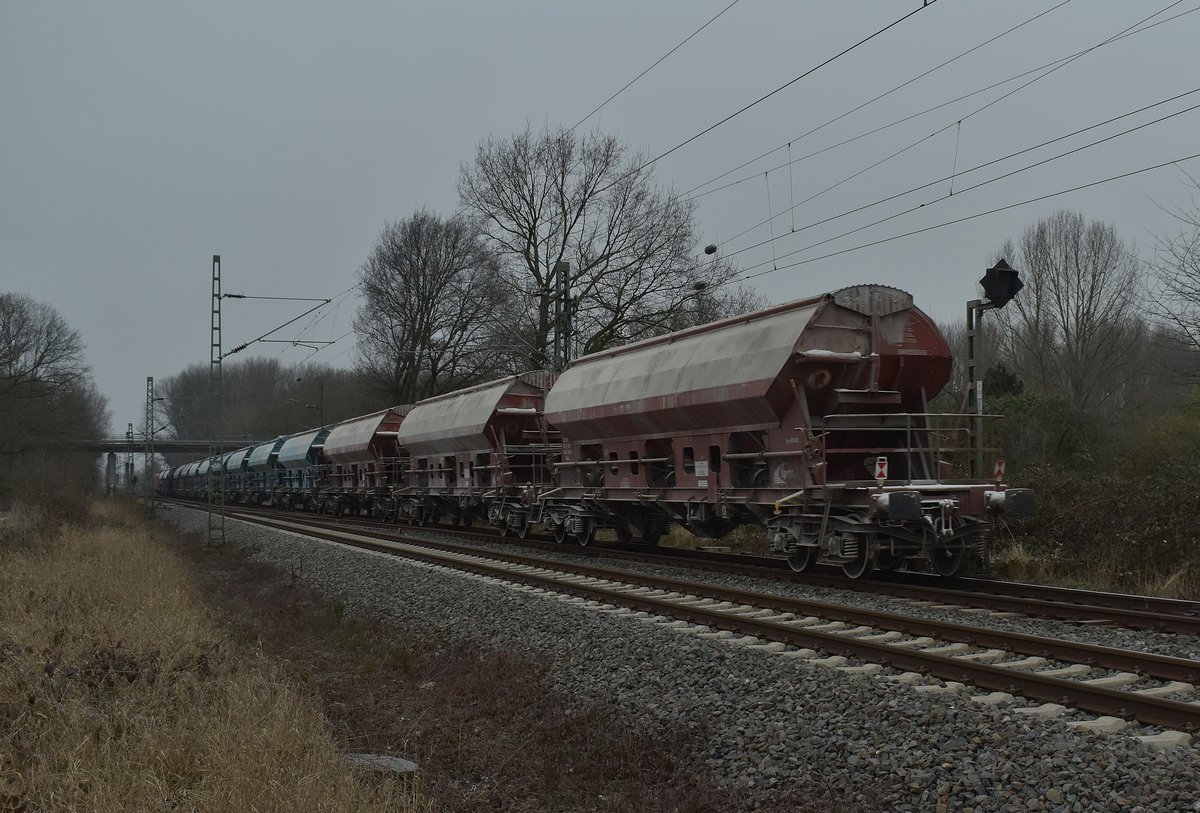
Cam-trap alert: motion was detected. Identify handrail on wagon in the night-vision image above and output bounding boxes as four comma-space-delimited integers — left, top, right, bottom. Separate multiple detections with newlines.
815, 411, 1006, 486
553, 456, 670, 468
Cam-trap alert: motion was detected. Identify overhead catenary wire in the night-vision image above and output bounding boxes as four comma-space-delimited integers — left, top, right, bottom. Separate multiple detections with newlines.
764, 173, 778, 270
270, 282, 362, 362
285, 329, 357, 376
684, 0, 1077, 198
629, 1, 940, 175
712, 0, 1194, 255
722, 83, 1200, 264
689, 2, 1200, 205
224, 300, 330, 359
568, 0, 744, 132
732, 149, 1200, 285
688, 52, 1068, 202
949, 121, 962, 196
787, 142, 796, 232
716, 0, 1198, 255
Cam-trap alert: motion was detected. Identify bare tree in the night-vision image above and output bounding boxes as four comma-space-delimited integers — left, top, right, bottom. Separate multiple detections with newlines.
990, 210, 1143, 413
1147, 177, 1200, 381
0, 293, 108, 503
158, 358, 386, 458
931, 318, 968, 413
458, 125, 749, 367
0, 293, 89, 399
354, 210, 508, 402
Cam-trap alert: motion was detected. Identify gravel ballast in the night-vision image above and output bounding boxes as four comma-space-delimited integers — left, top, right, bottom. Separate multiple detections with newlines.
170, 506, 1200, 811
411, 527, 1200, 664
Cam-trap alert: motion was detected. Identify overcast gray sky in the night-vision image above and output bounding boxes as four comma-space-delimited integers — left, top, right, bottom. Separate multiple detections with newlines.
4, 1, 1198, 432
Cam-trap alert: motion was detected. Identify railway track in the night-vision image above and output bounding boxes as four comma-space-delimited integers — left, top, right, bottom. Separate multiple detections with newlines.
172, 500, 1200, 741
160, 497, 1200, 635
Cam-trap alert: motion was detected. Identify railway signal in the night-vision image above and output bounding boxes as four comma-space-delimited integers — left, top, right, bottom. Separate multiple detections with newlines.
967, 259, 1023, 478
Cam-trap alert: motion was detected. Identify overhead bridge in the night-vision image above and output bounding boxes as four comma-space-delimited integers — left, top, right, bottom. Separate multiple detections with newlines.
62, 438, 267, 455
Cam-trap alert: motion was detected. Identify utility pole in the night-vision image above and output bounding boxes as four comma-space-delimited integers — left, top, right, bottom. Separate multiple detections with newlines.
125, 422, 135, 493
145, 376, 155, 508
207, 255, 225, 546
965, 302, 989, 479
553, 260, 571, 372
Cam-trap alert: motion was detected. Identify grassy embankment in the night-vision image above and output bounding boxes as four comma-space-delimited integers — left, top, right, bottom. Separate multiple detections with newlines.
992, 462, 1200, 599
0, 500, 422, 811
3, 500, 834, 812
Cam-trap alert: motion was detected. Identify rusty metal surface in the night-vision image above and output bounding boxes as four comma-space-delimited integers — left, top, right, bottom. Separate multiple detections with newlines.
546, 299, 821, 438
323, 407, 409, 465
545, 284, 952, 450
399, 372, 550, 456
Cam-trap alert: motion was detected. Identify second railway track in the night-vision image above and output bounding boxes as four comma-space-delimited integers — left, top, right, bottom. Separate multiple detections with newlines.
190, 502, 1200, 740
164, 497, 1200, 635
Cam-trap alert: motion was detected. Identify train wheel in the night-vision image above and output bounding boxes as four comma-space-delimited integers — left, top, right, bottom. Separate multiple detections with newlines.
515, 517, 531, 539
552, 523, 568, 544
930, 540, 967, 577
575, 520, 596, 547
614, 528, 633, 546
787, 547, 814, 573
841, 536, 876, 580
641, 530, 662, 547
414, 510, 427, 527
497, 521, 510, 537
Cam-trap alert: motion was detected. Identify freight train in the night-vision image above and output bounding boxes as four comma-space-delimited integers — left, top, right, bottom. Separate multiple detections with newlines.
159, 285, 1034, 578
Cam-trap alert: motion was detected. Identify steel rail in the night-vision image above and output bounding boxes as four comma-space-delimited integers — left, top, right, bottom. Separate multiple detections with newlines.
158, 497, 1200, 634
406, 523, 1200, 634
234, 509, 1200, 685
219, 507, 1200, 731
593, 542, 1200, 623
893, 572, 1200, 617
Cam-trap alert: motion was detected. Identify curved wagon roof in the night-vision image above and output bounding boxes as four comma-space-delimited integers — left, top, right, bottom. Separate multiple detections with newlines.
247, 437, 286, 472
276, 427, 329, 468
224, 447, 252, 472
545, 285, 950, 440
323, 407, 410, 465
398, 373, 553, 456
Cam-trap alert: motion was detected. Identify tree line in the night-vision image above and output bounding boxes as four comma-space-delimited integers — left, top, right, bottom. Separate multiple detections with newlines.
933, 206, 1200, 471
0, 293, 109, 509
930, 204, 1200, 595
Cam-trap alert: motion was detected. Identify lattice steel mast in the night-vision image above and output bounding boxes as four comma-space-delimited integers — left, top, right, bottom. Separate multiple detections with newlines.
207, 255, 225, 546
145, 376, 155, 507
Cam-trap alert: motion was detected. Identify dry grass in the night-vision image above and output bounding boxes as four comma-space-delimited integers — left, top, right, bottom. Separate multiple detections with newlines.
661, 523, 772, 556
992, 539, 1200, 599
0, 500, 424, 812
175, 516, 849, 812
995, 461, 1200, 599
